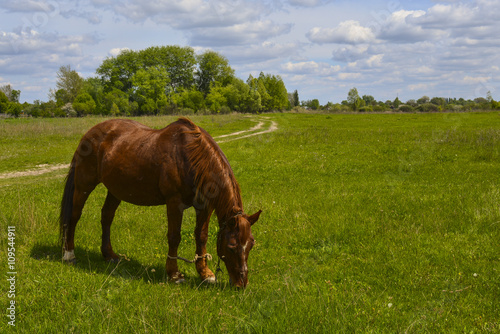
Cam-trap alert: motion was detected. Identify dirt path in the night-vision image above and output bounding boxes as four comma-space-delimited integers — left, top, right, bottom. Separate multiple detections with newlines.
216, 120, 278, 143
0, 117, 278, 180
0, 164, 70, 180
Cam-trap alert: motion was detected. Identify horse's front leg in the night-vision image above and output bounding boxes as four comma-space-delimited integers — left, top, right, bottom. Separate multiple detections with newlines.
195, 208, 216, 283
165, 199, 185, 283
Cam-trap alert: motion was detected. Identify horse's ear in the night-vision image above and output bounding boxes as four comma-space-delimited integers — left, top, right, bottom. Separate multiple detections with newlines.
248, 210, 262, 226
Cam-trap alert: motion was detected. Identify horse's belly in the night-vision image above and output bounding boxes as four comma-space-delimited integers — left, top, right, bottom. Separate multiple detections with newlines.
100, 164, 166, 206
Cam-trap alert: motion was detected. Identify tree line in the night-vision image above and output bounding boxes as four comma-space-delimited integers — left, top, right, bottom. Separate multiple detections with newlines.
1, 46, 289, 118
301, 87, 500, 113
1, 45, 499, 117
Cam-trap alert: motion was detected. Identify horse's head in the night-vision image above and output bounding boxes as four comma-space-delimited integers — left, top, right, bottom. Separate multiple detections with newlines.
217, 209, 262, 288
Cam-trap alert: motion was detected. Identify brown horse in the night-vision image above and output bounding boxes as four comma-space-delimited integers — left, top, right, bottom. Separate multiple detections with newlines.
59, 117, 261, 287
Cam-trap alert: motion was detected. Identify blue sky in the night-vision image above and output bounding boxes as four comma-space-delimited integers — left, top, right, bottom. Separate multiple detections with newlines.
1, 0, 499, 104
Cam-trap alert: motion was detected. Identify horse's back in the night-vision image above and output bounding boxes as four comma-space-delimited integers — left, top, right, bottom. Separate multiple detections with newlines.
73, 118, 193, 206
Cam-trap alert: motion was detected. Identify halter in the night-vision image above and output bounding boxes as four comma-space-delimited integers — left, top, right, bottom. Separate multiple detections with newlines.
169, 211, 243, 282
214, 211, 243, 281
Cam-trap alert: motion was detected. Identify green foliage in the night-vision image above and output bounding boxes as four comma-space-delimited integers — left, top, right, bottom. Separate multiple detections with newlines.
0, 90, 9, 112
1, 84, 21, 103
130, 67, 170, 114
196, 50, 234, 96
398, 104, 414, 112
205, 85, 227, 113
418, 102, 439, 112
247, 73, 288, 112
52, 65, 84, 104
393, 96, 402, 108
170, 88, 205, 113
104, 88, 132, 116
293, 90, 299, 107
347, 87, 366, 111
0, 90, 23, 117
72, 93, 97, 116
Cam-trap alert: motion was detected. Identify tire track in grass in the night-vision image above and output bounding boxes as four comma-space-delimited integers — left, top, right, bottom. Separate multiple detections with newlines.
0, 117, 278, 180
216, 118, 278, 143
0, 164, 70, 180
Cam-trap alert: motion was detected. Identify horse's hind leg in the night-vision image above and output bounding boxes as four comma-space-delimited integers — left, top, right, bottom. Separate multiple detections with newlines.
101, 191, 121, 262
63, 187, 93, 263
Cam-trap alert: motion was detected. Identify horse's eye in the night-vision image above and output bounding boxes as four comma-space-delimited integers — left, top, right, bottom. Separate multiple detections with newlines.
228, 243, 237, 250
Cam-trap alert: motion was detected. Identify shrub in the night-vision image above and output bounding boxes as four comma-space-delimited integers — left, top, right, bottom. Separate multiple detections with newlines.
398, 105, 414, 112
418, 103, 439, 112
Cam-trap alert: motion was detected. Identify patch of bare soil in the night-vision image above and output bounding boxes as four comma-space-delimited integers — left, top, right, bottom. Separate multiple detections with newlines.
0, 164, 70, 179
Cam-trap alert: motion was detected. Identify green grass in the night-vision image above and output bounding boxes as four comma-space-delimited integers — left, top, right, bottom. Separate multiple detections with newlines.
1, 112, 499, 332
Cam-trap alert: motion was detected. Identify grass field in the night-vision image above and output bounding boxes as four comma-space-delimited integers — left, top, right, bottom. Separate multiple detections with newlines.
1, 112, 499, 333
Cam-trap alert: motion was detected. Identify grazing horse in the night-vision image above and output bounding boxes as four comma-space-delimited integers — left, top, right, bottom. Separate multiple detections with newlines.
59, 117, 261, 287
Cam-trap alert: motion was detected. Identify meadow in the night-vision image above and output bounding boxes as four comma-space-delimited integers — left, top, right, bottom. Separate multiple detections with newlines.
1, 112, 499, 333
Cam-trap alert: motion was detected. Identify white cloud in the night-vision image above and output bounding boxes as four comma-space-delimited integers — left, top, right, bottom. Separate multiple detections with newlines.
108, 47, 131, 57
281, 61, 340, 76
188, 20, 292, 47
97, 0, 265, 29
461, 76, 492, 85
0, 0, 58, 13
332, 45, 370, 62
288, 0, 332, 7
377, 10, 446, 43
307, 20, 376, 44
338, 72, 362, 80
0, 29, 99, 56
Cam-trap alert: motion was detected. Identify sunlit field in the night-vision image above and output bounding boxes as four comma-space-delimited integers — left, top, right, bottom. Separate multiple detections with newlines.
1, 112, 499, 332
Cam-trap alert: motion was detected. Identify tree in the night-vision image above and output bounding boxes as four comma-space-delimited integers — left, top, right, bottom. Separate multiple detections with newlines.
251, 72, 288, 111
170, 88, 205, 112
205, 86, 227, 113
130, 67, 170, 114
196, 50, 234, 96
303, 99, 320, 110
104, 88, 131, 115
0, 91, 11, 114
73, 92, 97, 116
347, 87, 364, 111
82, 77, 105, 114
430, 97, 445, 106
0, 85, 20, 103
393, 96, 402, 109
417, 96, 430, 104
142, 45, 196, 93
53, 65, 84, 104
97, 49, 141, 93
362, 94, 375, 106
289, 90, 300, 107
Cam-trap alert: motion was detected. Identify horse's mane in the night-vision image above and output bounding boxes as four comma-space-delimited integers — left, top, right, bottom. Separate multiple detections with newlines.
178, 118, 242, 219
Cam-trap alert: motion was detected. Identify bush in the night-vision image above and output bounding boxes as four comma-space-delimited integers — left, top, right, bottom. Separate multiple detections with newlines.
417, 103, 439, 112
398, 105, 414, 112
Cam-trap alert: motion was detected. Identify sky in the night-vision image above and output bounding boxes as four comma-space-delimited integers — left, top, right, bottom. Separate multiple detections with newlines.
0, 0, 499, 105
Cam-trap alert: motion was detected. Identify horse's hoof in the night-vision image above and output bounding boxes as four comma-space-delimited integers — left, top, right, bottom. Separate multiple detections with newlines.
203, 276, 216, 284
63, 250, 76, 264
105, 257, 120, 263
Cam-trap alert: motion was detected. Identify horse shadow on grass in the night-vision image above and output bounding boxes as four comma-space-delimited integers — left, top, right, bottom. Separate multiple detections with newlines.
30, 243, 229, 290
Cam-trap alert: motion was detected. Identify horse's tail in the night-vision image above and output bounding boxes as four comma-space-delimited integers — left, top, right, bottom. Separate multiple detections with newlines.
59, 163, 75, 246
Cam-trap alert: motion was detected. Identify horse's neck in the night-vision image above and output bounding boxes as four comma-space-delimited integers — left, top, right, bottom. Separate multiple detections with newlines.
213, 191, 242, 227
